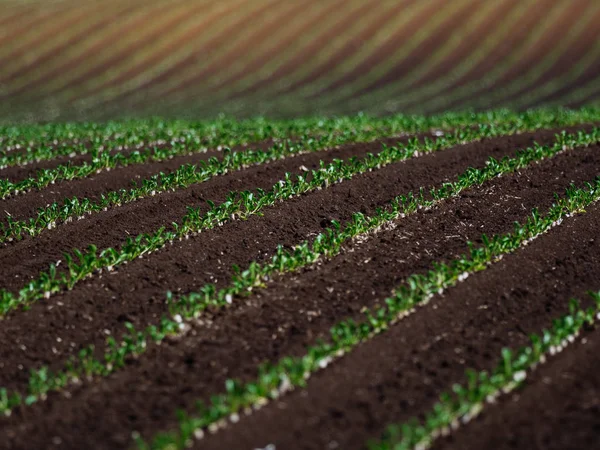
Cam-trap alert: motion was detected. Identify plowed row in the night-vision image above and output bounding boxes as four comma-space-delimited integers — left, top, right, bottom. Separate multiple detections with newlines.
0, 110, 599, 450
0, 0, 599, 121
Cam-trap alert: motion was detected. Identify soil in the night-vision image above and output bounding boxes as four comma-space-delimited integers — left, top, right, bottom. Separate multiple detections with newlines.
89, 0, 284, 115
223, 1, 380, 102
3, 0, 598, 121
0, 3, 142, 91
195, 171, 600, 450
0, 131, 598, 449
434, 326, 600, 450
488, 1, 600, 109
306, 0, 475, 98
0, 130, 577, 382
347, 0, 516, 100
1, 4, 599, 442
160, 0, 347, 100
0, 132, 441, 293
67, 0, 247, 102
0, 135, 279, 184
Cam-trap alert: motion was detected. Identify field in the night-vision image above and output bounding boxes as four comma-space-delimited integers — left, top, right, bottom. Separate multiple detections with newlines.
1, 0, 600, 448
0, 109, 598, 450
0, 0, 599, 122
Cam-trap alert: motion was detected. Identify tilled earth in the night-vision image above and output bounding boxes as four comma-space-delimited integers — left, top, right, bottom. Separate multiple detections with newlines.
0, 123, 599, 450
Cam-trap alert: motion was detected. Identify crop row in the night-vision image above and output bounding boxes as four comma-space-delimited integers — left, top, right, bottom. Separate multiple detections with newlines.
0, 119, 379, 197
372, 3, 599, 116
1, 127, 596, 418
188, 0, 481, 118
0, 116, 281, 153
134, 177, 600, 449
172, 0, 596, 120
278, 1, 520, 115
3, 123, 597, 318
1, 0, 301, 112
1, 1, 597, 121
1, 108, 597, 243
49, 0, 438, 120
0, 113, 392, 167
4, 109, 475, 162
374, 1, 587, 116
2, 109, 450, 158
124, 1, 582, 119
0, 108, 544, 197
369, 291, 600, 450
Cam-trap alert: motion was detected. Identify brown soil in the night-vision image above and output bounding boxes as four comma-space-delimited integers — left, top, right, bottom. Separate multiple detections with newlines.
0, 130, 544, 385
260, 1, 425, 100
434, 325, 600, 450
0, 131, 598, 449
372, 0, 542, 111
195, 164, 600, 450
0, 138, 279, 218
64, 0, 245, 103
308, 0, 478, 99
92, 0, 283, 114
399, 0, 532, 90
223, 1, 378, 102
488, 1, 600, 110
347, 0, 513, 100
40, 3, 207, 101
2, 1, 598, 120
532, 60, 600, 109
355, 0, 592, 115
0, 7, 93, 80
167, 0, 348, 100
0, 7, 53, 48
0, 3, 141, 90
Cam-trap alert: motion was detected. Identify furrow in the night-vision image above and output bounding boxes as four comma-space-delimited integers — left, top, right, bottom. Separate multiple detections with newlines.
454, 3, 600, 112
497, 8, 600, 110
0, 114, 353, 177
432, 317, 600, 450
361, 0, 562, 116
249, 0, 473, 119
59, 0, 251, 106
157, 1, 341, 108
181, 0, 413, 118
0, 128, 579, 390
0, 123, 577, 305
77, 0, 293, 118
0, 133, 420, 292
508, 42, 600, 111
331, 0, 523, 116
191, 0, 428, 119
548, 74, 600, 110
1, 111, 597, 241
1, 124, 589, 248
1, 2, 198, 101
410, 0, 571, 115
532, 59, 600, 109
1, 138, 598, 449
372, 292, 600, 450
0, 5, 109, 77
26, 0, 280, 109
0, 121, 373, 195
0, 127, 594, 411
0, 110, 503, 198
25, 2, 209, 102
209, 1, 385, 110
173, 177, 600, 450
0, 3, 142, 92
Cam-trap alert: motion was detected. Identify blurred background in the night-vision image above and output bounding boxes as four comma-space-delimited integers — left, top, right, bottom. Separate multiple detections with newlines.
0, 0, 598, 122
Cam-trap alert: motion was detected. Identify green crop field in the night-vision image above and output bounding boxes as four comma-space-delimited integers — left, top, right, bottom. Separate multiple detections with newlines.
0, 1, 599, 449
